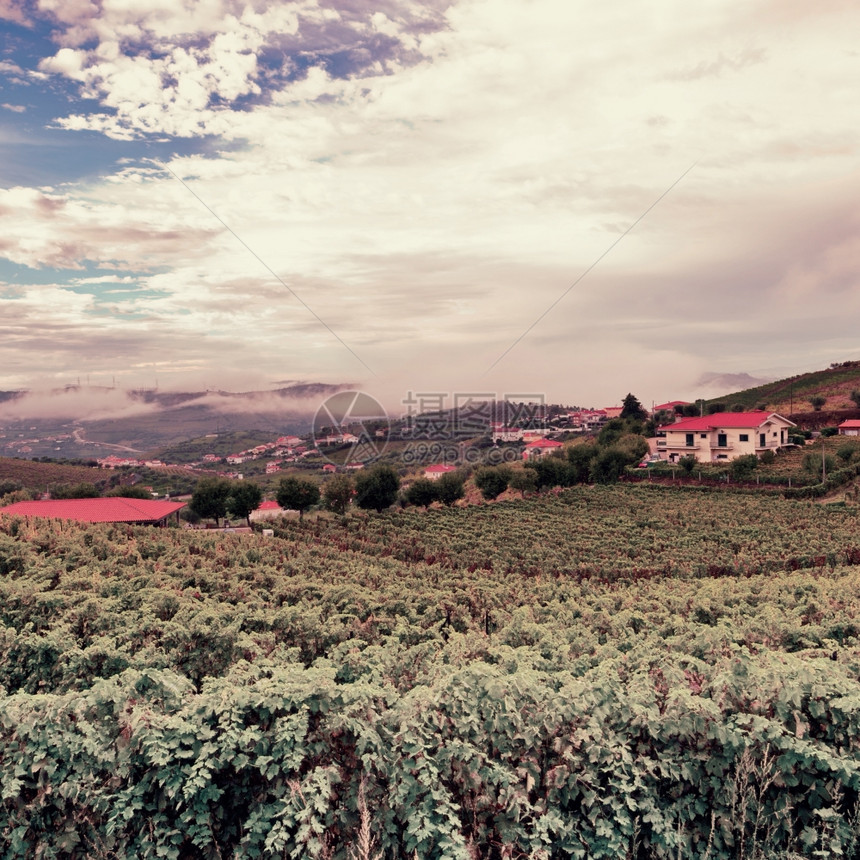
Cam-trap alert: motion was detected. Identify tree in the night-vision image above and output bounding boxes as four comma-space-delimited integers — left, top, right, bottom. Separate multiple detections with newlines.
323, 475, 354, 515
525, 456, 573, 490
810, 395, 826, 411
276, 477, 320, 521
436, 471, 465, 506
354, 465, 400, 512
729, 454, 758, 482
567, 443, 597, 483
707, 402, 726, 415
678, 454, 697, 475
228, 481, 263, 527
105, 484, 153, 500
405, 478, 439, 508
51, 482, 101, 499
598, 418, 627, 447
837, 443, 858, 464
851, 390, 860, 409
589, 447, 632, 484
473, 466, 512, 500
189, 477, 233, 526
509, 468, 538, 496
620, 393, 647, 421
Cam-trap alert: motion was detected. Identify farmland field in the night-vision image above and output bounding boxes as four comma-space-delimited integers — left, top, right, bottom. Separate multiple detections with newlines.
1, 485, 860, 858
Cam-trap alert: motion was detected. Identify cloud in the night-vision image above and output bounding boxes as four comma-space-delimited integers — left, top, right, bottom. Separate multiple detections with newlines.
0, 385, 160, 422
34, 0, 451, 139
0, 103, 27, 113
0, 0, 30, 26
4, 0, 860, 406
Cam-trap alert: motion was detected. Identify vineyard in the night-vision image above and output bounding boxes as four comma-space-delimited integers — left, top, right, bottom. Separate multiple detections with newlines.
0, 457, 104, 492
1, 486, 860, 857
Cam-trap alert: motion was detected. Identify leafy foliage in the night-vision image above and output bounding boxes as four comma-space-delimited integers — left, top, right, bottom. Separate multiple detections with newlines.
405, 478, 439, 507
730, 454, 759, 481
50, 481, 101, 499
678, 454, 698, 474
323, 475, 354, 515
1, 487, 860, 856
435, 471, 465, 506
276, 476, 320, 521
228, 480, 263, 526
473, 466, 512, 500
354, 465, 400, 512
189, 476, 233, 526
620, 392, 647, 421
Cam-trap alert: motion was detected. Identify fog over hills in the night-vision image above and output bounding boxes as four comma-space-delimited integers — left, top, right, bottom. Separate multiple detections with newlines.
0, 382, 354, 458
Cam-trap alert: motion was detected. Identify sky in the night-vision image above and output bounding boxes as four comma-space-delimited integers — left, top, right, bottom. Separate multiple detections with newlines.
1, 0, 860, 415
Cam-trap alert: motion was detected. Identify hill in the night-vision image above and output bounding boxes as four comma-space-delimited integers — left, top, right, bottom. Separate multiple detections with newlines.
0, 383, 349, 459
0, 456, 104, 494
703, 360, 860, 415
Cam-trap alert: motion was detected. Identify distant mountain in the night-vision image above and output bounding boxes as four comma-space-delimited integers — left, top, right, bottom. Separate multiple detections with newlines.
0, 382, 354, 459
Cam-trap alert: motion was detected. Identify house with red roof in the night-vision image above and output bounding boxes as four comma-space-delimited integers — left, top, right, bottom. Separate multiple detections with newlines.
838, 420, 860, 436
250, 499, 285, 522
0, 497, 185, 526
522, 439, 564, 460
657, 412, 795, 463
424, 464, 457, 481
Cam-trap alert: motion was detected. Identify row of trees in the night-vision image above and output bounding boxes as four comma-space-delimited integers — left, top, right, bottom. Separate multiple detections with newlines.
276, 467, 467, 518
472, 416, 650, 500
188, 477, 263, 526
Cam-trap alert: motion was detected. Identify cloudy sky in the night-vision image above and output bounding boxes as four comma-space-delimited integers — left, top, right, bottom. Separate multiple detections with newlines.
1, 0, 859, 412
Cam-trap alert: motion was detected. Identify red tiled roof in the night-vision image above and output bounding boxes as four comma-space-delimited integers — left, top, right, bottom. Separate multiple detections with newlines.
425, 464, 456, 473
256, 500, 282, 510
659, 411, 791, 431
654, 401, 690, 411
0, 497, 186, 524
839, 420, 860, 429
524, 439, 564, 448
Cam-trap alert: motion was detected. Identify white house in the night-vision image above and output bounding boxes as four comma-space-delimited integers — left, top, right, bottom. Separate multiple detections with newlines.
838, 420, 860, 436
657, 412, 795, 463
492, 427, 523, 443
424, 464, 457, 480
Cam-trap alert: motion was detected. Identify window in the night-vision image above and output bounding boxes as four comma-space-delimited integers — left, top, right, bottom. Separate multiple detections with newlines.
739, 434, 749, 442
717, 433, 727, 447
686, 433, 694, 447
700, 433, 707, 439
759, 433, 766, 447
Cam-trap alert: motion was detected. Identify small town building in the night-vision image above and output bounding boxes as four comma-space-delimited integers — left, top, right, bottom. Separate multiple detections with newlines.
838, 420, 860, 436
424, 464, 457, 480
522, 439, 564, 460
656, 412, 795, 463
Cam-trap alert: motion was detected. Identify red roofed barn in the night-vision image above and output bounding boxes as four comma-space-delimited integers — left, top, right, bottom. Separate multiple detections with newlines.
0, 497, 185, 526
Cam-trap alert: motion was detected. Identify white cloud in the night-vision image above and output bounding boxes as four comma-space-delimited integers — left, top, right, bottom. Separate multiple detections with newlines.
5, 0, 860, 401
